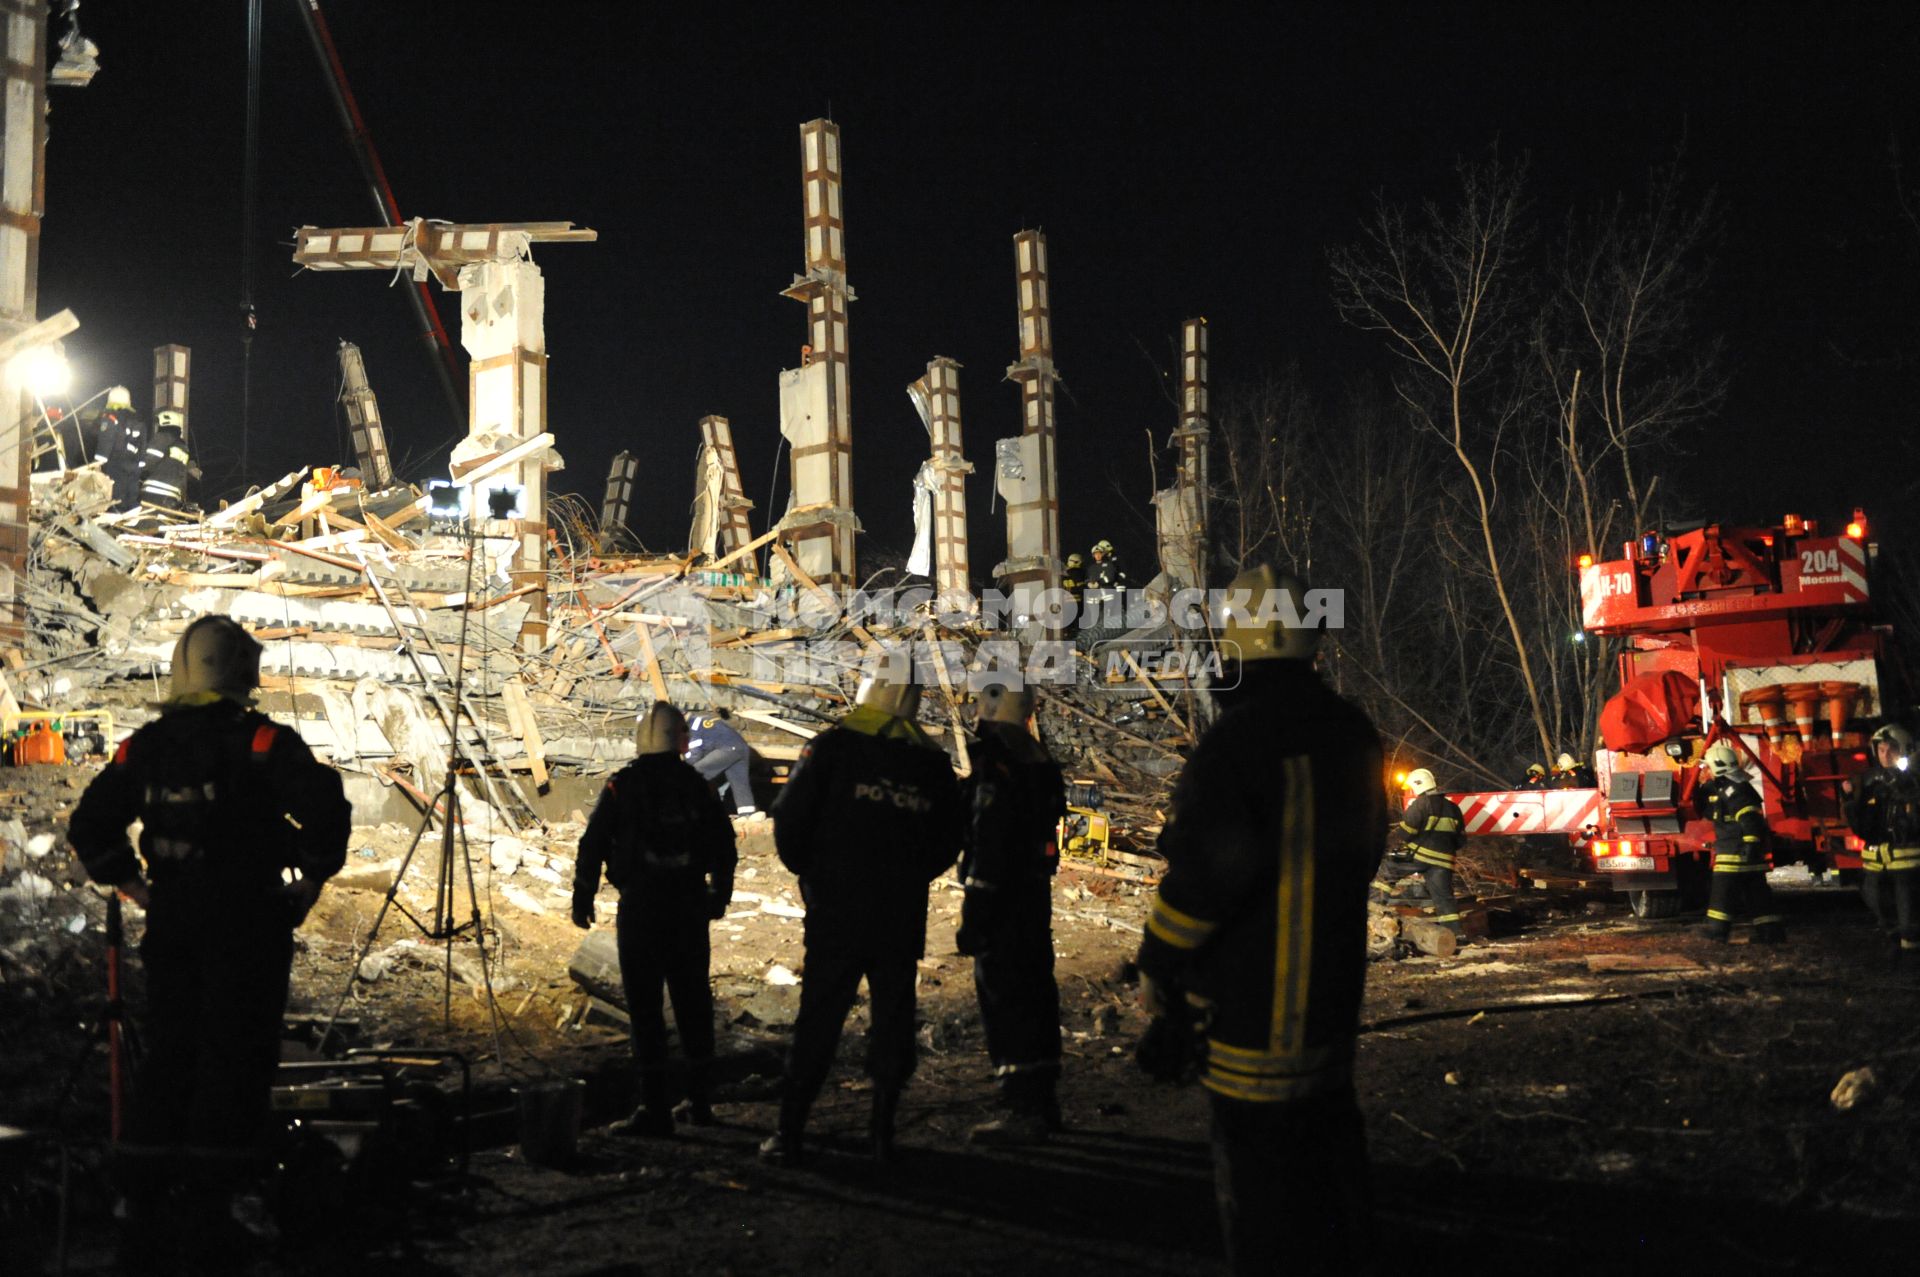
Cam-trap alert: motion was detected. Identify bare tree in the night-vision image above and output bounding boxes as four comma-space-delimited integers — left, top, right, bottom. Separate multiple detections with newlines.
1330, 151, 1558, 760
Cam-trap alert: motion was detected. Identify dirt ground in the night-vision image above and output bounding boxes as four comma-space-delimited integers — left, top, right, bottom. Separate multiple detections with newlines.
6, 792, 1920, 1274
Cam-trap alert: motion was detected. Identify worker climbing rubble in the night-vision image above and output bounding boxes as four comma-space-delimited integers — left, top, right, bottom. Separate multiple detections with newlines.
684, 708, 760, 819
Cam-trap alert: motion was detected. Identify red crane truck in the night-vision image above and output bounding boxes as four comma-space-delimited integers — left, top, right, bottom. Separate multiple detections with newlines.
1447, 512, 1908, 918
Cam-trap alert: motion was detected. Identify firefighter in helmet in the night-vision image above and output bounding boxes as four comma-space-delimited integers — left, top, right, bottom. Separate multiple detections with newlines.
957, 681, 1068, 1144
92, 384, 149, 511
1698, 741, 1786, 943
1843, 723, 1920, 952
1087, 539, 1128, 589
1061, 552, 1087, 615
1551, 752, 1598, 788
138, 410, 201, 514
1134, 564, 1383, 1274
573, 702, 738, 1133
67, 616, 351, 1263
1519, 763, 1550, 790
761, 659, 964, 1166
1391, 769, 1467, 934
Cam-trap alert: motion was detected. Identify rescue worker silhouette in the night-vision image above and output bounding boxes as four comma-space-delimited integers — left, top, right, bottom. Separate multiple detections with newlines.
1394, 768, 1467, 934
573, 702, 738, 1133
1519, 763, 1550, 790
1061, 552, 1087, 615
1697, 741, 1786, 943
956, 681, 1067, 1145
137, 409, 200, 514
1087, 539, 1127, 589
92, 384, 148, 511
1843, 723, 1920, 953
67, 615, 350, 1264
684, 708, 758, 818
1134, 564, 1384, 1276
1551, 751, 1598, 788
760, 661, 963, 1166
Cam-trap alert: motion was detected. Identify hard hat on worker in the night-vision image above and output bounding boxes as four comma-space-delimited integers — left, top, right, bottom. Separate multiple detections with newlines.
635, 702, 688, 756
1871, 723, 1914, 758
1554, 753, 1577, 771
1404, 768, 1437, 797
1092, 540, 1114, 556
170, 615, 263, 702
1064, 553, 1085, 572
975, 681, 1034, 727
1526, 763, 1547, 778
105, 385, 133, 412
1702, 741, 1743, 779
856, 646, 923, 720
156, 409, 184, 430
1214, 563, 1321, 664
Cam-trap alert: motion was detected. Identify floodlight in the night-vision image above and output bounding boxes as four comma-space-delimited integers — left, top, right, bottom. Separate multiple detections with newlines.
22, 347, 71, 399
486, 484, 524, 521
427, 480, 468, 525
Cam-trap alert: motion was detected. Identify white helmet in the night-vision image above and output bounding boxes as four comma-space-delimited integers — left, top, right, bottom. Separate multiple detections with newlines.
156, 409, 185, 430
1871, 724, 1914, 758
105, 385, 133, 412
1404, 768, 1437, 797
1555, 753, 1577, 772
1702, 741, 1742, 780
856, 646, 923, 720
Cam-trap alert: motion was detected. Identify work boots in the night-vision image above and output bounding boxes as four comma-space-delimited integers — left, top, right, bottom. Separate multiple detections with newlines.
609, 1072, 675, 1138
757, 1093, 811, 1167
968, 1071, 1058, 1147
675, 1063, 718, 1127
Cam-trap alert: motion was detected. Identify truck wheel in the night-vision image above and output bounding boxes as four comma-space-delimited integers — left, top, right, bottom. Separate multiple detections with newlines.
1629, 890, 1681, 920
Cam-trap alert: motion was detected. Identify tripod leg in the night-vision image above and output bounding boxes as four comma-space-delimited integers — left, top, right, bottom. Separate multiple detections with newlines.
318, 786, 446, 1048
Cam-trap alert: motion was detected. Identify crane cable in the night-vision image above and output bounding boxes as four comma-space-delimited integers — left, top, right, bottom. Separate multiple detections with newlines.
240, 0, 262, 491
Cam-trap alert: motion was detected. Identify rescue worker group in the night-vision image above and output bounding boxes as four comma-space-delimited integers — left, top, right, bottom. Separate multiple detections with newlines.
46, 384, 204, 516
61, 559, 1920, 1273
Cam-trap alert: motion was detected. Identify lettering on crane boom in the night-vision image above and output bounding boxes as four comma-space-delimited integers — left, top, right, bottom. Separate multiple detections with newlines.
1593, 570, 1633, 599
1798, 547, 1843, 584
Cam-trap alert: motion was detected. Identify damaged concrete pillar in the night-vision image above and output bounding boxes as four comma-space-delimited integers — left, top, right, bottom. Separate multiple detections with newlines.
1152, 317, 1210, 593
698, 414, 756, 562
776, 119, 859, 592
336, 341, 393, 490
0, 2, 52, 645
293, 220, 595, 651
601, 449, 638, 542
996, 230, 1064, 635
151, 344, 191, 442
908, 358, 975, 617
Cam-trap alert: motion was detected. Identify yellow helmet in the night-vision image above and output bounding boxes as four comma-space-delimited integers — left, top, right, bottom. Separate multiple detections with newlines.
170, 615, 262, 701
1092, 540, 1114, 555
1405, 768, 1437, 796
1064, 553, 1085, 572
105, 385, 133, 412
1702, 741, 1742, 779
1555, 753, 1577, 771
636, 702, 687, 756
1216, 563, 1319, 663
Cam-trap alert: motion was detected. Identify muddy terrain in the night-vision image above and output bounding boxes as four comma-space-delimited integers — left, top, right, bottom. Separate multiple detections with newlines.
5, 788, 1917, 1274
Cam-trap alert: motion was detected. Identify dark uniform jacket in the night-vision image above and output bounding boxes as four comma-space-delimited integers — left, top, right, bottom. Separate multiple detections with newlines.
93, 410, 148, 509
1553, 765, 1599, 789
686, 712, 747, 761
772, 705, 964, 959
1845, 765, 1920, 871
573, 753, 738, 915
1398, 790, 1464, 869
139, 425, 199, 511
1087, 557, 1128, 589
1137, 661, 1385, 1104
1700, 775, 1768, 863
69, 697, 350, 910
960, 721, 1067, 892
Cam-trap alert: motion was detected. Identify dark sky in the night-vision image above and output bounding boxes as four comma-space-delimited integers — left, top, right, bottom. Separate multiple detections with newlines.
34, 4, 1920, 566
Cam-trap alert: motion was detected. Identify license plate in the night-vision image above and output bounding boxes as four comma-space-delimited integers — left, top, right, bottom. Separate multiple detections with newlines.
1603, 856, 1655, 872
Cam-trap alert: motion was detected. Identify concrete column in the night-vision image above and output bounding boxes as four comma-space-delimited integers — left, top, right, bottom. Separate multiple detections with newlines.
151, 343, 190, 440
996, 229, 1063, 634
0, 1, 51, 645
337, 341, 393, 488
601, 449, 637, 541
777, 119, 857, 592
910, 357, 974, 617
699, 414, 756, 560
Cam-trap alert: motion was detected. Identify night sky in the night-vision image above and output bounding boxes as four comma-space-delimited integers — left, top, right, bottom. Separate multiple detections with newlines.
34, 4, 1920, 567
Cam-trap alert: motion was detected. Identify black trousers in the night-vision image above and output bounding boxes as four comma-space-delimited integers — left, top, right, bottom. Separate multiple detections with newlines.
784, 948, 919, 1105
1861, 867, 1920, 946
126, 892, 294, 1170
615, 899, 715, 1094
1705, 857, 1784, 937
1209, 1088, 1371, 1277
1421, 864, 1462, 932
972, 884, 1061, 1106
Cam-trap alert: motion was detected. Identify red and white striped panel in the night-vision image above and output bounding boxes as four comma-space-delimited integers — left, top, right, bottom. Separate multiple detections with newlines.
1839, 535, 1868, 603
1452, 789, 1605, 837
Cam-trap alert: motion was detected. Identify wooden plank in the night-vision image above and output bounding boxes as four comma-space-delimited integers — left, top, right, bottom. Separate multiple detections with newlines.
165, 571, 262, 589
501, 679, 550, 791
636, 623, 670, 702
359, 508, 414, 551
1121, 649, 1191, 740
704, 527, 778, 575
737, 709, 819, 740
208, 468, 309, 527
269, 486, 333, 531
771, 540, 878, 649
923, 622, 970, 776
